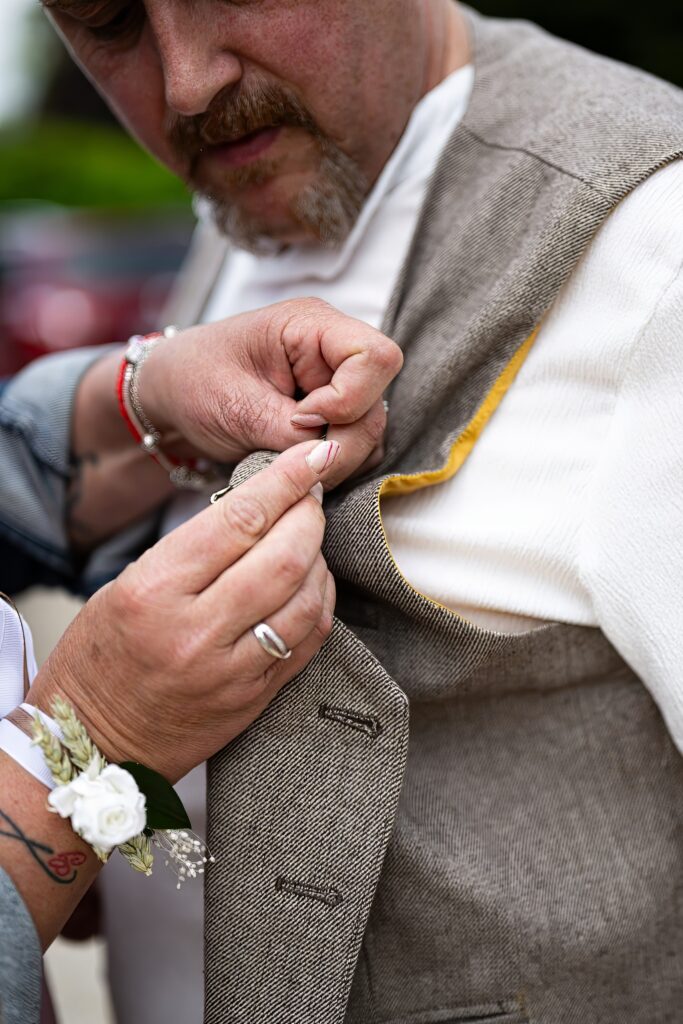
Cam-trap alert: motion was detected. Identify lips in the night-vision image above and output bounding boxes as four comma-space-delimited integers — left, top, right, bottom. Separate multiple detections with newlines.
204, 126, 283, 169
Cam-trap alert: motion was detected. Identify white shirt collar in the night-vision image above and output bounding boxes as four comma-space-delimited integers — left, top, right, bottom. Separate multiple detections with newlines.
200, 64, 474, 282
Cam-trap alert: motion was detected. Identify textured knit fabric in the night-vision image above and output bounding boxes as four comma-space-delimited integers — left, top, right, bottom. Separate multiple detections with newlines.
0, 868, 41, 1024
204, 10, 683, 1024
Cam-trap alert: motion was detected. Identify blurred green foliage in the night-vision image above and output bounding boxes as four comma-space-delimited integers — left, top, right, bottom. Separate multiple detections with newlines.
0, 119, 190, 208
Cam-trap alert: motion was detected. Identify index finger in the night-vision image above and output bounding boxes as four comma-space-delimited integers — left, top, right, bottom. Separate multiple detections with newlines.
289, 316, 403, 427
144, 439, 340, 594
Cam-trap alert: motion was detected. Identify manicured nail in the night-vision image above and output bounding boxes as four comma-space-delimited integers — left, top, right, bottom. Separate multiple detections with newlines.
291, 412, 328, 428
306, 440, 340, 475
309, 483, 324, 504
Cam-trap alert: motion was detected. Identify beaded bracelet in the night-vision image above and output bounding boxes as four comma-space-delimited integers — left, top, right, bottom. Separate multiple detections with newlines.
117, 326, 220, 492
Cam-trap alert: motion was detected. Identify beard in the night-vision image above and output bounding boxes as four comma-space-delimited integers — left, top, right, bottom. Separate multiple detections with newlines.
166, 80, 368, 254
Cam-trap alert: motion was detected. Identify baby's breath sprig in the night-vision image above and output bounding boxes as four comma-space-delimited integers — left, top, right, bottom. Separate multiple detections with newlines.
30, 713, 75, 785
153, 829, 214, 889
118, 833, 154, 876
51, 696, 99, 772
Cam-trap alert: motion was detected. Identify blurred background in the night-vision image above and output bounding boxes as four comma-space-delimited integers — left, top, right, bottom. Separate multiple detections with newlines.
1, 0, 681, 1021
0, 0, 194, 377
1, 0, 681, 375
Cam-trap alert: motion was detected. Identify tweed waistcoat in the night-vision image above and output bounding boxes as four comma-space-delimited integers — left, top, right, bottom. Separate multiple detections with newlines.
202, 10, 683, 1023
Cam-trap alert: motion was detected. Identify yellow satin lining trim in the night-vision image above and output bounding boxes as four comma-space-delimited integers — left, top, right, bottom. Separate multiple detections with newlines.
380, 327, 539, 500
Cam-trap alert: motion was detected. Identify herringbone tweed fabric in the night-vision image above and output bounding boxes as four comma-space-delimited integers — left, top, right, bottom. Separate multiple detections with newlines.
204, 9, 683, 1023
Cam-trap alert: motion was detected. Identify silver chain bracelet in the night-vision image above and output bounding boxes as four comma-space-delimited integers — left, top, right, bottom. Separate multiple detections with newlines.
121, 326, 221, 492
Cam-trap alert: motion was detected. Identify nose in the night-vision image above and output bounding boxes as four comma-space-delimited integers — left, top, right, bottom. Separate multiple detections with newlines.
146, 1, 243, 117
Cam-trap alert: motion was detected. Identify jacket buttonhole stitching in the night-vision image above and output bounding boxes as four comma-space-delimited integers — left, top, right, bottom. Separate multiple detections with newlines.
318, 704, 382, 738
275, 876, 344, 908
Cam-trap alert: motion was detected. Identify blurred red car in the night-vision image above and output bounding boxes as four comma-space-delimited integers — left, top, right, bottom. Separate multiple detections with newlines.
0, 203, 194, 375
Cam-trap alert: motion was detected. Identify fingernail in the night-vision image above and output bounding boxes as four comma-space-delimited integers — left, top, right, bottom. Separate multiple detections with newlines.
306, 440, 340, 475
291, 412, 328, 428
309, 482, 324, 504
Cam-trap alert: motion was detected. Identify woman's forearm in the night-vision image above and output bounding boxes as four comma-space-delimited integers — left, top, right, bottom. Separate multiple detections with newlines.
0, 753, 101, 949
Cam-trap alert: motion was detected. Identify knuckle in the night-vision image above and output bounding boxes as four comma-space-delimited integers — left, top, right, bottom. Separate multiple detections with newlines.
276, 548, 310, 586
224, 492, 269, 540
297, 586, 325, 627
376, 339, 403, 373
278, 296, 332, 338
166, 616, 215, 673
111, 562, 154, 618
300, 296, 334, 319
316, 606, 335, 642
168, 633, 203, 672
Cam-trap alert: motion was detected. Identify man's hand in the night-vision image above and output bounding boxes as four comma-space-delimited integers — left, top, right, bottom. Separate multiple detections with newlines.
141, 298, 403, 487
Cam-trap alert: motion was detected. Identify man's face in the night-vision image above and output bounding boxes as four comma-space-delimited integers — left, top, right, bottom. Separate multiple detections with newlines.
45, 0, 432, 251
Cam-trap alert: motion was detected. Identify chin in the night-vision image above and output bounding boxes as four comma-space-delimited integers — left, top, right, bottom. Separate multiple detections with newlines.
207, 201, 320, 254
197, 146, 368, 253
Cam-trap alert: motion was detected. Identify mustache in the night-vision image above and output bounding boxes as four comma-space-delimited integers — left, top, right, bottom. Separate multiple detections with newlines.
166, 80, 319, 167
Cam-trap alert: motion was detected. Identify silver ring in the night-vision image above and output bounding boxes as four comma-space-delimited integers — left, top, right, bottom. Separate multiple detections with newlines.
252, 622, 292, 660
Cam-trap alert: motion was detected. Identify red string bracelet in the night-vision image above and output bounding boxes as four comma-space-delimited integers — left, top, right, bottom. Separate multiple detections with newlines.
116, 329, 219, 491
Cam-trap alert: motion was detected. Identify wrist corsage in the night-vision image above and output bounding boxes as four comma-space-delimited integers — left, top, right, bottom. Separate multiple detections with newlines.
31, 698, 213, 887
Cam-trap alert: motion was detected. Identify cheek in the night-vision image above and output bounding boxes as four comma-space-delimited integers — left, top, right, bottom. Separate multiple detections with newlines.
236, 4, 366, 131
105, 71, 178, 169
235, 1, 420, 165
55, 24, 182, 173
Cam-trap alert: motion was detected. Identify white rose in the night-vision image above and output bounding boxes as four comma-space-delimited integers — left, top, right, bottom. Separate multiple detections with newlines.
47, 754, 102, 819
50, 762, 147, 852
48, 783, 79, 819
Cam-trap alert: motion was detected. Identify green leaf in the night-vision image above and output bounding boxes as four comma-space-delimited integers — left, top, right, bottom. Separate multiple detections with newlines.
119, 762, 192, 831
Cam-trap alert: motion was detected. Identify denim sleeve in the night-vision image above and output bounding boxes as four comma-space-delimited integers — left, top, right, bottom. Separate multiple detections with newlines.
0, 868, 41, 1024
0, 348, 161, 597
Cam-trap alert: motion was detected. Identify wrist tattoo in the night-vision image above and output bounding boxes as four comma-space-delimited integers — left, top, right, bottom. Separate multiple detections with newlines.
0, 809, 86, 884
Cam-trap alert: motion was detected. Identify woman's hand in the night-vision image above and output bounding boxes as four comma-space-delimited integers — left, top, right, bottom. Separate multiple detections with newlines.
30, 440, 338, 783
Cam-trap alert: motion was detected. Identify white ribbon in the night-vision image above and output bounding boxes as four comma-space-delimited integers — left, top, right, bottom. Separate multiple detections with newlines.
0, 600, 58, 786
